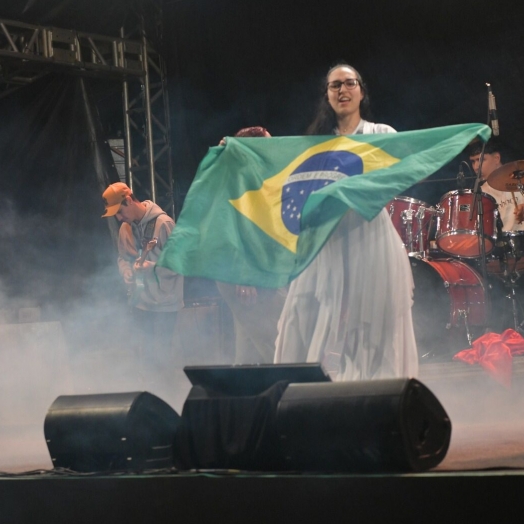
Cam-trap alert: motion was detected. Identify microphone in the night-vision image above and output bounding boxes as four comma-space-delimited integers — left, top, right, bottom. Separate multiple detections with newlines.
457, 163, 465, 189
487, 83, 500, 136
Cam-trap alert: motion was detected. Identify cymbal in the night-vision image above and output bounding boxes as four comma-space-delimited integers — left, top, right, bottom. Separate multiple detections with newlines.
487, 160, 524, 191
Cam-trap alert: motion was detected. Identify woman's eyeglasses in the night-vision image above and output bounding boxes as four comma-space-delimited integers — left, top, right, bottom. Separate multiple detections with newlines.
327, 79, 360, 91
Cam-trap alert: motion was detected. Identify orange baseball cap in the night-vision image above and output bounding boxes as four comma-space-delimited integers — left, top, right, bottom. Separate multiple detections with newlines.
101, 182, 132, 217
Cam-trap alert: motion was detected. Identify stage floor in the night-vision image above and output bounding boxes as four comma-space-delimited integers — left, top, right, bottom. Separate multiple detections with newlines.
419, 357, 524, 471
1, 354, 524, 522
1, 357, 524, 474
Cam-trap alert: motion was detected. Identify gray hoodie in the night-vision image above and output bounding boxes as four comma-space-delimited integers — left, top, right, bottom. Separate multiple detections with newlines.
117, 200, 184, 312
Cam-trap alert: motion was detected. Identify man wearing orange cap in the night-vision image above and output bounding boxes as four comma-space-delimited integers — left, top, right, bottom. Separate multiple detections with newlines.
102, 182, 184, 387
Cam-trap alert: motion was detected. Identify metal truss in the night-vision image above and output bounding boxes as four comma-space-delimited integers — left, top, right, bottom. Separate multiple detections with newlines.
0, 18, 144, 97
120, 5, 176, 217
0, 15, 175, 216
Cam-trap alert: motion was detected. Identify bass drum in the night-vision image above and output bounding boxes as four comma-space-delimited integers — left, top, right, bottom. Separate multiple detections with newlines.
409, 257, 488, 359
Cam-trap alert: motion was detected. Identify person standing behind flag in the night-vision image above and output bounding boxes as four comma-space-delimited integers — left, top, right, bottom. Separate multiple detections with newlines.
274, 62, 419, 380
216, 126, 287, 364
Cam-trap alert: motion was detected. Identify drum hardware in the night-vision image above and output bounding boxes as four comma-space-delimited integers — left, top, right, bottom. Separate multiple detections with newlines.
388, 196, 438, 256
464, 138, 496, 285
499, 248, 524, 335
486, 231, 524, 278
484, 231, 524, 335
400, 208, 415, 253
456, 160, 470, 190
457, 309, 472, 346
415, 175, 477, 184
469, 174, 490, 284
496, 264, 524, 336
507, 276, 524, 335
410, 257, 487, 360
398, 206, 429, 256
415, 205, 432, 256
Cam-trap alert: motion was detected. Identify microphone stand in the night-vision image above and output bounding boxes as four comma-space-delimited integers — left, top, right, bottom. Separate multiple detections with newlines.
469, 142, 489, 286
457, 161, 467, 190
469, 83, 499, 287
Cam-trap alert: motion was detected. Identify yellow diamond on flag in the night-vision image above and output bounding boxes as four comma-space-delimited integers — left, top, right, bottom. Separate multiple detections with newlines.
229, 136, 400, 253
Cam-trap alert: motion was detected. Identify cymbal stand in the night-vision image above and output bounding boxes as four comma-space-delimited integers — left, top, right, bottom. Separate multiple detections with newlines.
514, 170, 524, 197
506, 174, 524, 334
502, 258, 524, 335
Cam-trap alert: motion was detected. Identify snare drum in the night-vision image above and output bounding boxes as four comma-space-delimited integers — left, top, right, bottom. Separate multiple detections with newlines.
387, 196, 437, 254
436, 190, 498, 258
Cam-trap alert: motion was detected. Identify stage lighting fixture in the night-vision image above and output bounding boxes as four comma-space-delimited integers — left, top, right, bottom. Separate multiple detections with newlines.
44, 391, 181, 473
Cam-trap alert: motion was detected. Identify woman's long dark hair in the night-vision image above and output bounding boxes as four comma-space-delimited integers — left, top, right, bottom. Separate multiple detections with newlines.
305, 62, 371, 135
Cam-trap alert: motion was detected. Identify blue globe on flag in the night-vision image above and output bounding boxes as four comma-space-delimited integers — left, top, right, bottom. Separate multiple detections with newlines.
281, 150, 364, 234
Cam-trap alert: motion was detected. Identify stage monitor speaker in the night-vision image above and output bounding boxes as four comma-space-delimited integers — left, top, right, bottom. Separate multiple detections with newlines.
276, 378, 451, 473
44, 391, 181, 472
177, 364, 330, 470
183, 362, 331, 396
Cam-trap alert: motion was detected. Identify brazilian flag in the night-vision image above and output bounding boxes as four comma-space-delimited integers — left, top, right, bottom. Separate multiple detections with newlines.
159, 123, 491, 288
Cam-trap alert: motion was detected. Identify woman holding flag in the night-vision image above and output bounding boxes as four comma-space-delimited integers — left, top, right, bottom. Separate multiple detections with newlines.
274, 62, 419, 380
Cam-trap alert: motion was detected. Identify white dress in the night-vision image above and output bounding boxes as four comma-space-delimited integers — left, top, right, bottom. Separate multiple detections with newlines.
274, 120, 419, 381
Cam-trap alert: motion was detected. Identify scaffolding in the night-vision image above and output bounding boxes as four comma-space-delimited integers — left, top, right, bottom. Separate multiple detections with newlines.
0, 12, 175, 216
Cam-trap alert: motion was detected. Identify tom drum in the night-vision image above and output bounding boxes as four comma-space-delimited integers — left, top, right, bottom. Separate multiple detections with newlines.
388, 196, 437, 255
436, 190, 498, 258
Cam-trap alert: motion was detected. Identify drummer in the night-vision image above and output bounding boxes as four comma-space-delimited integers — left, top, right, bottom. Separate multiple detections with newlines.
468, 138, 524, 230
469, 139, 524, 334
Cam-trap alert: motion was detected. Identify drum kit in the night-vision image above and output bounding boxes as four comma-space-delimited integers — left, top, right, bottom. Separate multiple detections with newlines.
388, 160, 524, 360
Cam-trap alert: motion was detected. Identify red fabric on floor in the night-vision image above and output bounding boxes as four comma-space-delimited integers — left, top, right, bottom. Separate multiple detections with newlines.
453, 329, 524, 387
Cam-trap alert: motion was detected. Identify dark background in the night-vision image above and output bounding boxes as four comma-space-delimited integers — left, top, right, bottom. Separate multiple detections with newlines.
3, 0, 524, 205
162, 0, 524, 207
0, 0, 523, 306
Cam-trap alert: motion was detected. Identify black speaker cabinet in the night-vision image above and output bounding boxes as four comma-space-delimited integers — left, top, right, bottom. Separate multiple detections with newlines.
276, 378, 451, 473
44, 391, 181, 472
184, 363, 331, 396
